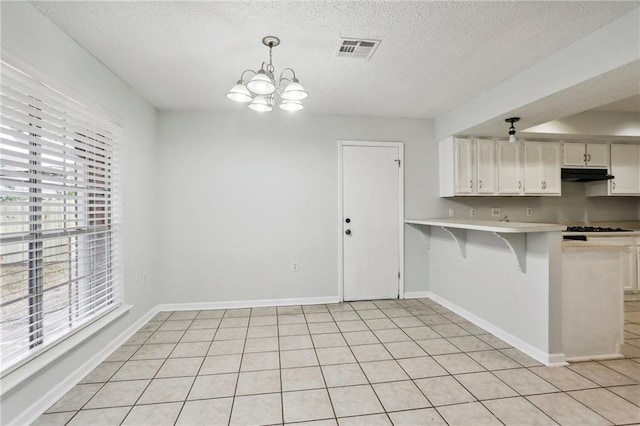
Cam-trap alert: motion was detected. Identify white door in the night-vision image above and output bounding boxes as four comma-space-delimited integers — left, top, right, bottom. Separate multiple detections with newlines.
341, 143, 402, 301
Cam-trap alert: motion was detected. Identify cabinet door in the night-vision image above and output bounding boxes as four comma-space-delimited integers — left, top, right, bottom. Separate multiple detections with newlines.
541, 143, 562, 194
476, 139, 496, 194
524, 142, 544, 194
610, 144, 640, 194
497, 140, 523, 194
454, 138, 474, 194
621, 246, 636, 292
586, 143, 609, 167
563, 142, 586, 166
636, 247, 640, 293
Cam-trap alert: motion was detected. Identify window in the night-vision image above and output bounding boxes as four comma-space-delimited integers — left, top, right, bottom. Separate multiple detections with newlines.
0, 58, 121, 372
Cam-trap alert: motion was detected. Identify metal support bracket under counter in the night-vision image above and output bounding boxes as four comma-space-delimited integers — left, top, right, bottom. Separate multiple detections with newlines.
405, 218, 565, 272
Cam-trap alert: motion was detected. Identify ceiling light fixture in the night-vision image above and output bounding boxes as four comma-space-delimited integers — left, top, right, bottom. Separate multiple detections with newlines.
505, 117, 520, 143
226, 36, 308, 112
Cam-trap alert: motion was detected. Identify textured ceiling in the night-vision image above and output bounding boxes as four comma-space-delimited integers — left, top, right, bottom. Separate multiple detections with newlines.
30, 1, 639, 118
594, 95, 640, 112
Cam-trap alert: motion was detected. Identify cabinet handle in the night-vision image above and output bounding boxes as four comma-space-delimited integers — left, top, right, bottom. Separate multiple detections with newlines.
470, 180, 473, 189
583, 153, 586, 162
587, 153, 591, 162
479, 180, 482, 189
612, 181, 616, 190
518, 181, 522, 189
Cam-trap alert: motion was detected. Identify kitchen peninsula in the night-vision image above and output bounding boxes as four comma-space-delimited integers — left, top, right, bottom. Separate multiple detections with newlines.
406, 218, 625, 366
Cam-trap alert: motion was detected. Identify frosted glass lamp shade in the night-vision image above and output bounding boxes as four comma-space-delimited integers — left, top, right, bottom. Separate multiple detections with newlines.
226, 81, 252, 103
248, 95, 272, 112
279, 100, 303, 111
281, 79, 308, 101
247, 70, 276, 95
509, 133, 516, 143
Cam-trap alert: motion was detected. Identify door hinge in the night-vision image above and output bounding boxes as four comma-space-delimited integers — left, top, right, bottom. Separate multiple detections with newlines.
394, 159, 401, 167
398, 271, 401, 279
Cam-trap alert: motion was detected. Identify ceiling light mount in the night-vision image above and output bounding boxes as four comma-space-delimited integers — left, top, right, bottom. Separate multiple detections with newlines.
226, 36, 308, 112
262, 36, 280, 48
505, 117, 520, 143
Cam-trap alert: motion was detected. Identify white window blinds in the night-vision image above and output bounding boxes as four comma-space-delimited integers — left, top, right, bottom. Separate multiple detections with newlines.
0, 58, 121, 372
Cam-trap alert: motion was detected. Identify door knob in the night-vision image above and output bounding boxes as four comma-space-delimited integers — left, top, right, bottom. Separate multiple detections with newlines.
345, 218, 351, 223
345, 229, 351, 235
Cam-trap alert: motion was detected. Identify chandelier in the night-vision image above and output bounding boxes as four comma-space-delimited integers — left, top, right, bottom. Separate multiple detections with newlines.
226, 36, 308, 112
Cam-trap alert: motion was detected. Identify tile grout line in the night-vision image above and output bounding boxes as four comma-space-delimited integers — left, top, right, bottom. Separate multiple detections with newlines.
38, 296, 640, 426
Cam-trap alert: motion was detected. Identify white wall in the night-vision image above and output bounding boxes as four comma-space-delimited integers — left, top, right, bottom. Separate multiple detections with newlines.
1, 3, 158, 424
428, 229, 563, 364
156, 110, 640, 307
443, 183, 640, 224
155, 111, 438, 304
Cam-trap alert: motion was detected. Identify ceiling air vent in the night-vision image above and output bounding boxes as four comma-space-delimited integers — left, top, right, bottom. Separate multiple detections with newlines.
336, 38, 381, 59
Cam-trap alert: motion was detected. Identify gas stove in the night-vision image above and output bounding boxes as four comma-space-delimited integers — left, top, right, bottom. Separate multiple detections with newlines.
565, 226, 632, 233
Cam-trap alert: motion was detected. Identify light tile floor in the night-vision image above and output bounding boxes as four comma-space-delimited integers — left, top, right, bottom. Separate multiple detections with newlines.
33, 296, 640, 426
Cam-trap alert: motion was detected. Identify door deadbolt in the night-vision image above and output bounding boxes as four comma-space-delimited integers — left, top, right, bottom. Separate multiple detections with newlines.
345, 229, 351, 235
345, 218, 351, 223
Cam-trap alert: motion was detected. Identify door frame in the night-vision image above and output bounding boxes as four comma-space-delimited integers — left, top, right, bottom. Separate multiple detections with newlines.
337, 140, 405, 302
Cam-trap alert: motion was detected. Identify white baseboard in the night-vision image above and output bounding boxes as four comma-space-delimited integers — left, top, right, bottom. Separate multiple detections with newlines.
11, 305, 159, 426
157, 296, 340, 312
403, 291, 430, 299
427, 292, 567, 366
565, 353, 624, 363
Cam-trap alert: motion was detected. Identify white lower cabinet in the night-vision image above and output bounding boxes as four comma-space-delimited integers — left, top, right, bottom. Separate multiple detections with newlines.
637, 247, 640, 293
584, 237, 638, 293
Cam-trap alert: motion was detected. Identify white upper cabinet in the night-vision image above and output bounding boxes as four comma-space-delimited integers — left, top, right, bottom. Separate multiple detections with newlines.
454, 138, 475, 195
476, 138, 496, 194
439, 137, 497, 196
524, 141, 561, 195
610, 144, 640, 195
563, 142, 609, 167
497, 140, 523, 195
586, 143, 609, 167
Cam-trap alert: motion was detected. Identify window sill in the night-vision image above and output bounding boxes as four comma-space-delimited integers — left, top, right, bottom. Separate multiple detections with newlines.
0, 304, 131, 396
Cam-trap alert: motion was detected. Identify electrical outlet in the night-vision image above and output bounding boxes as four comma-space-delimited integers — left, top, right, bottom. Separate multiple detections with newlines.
291, 261, 299, 272
526, 207, 533, 217
491, 208, 501, 218
470, 208, 477, 218
448, 208, 455, 217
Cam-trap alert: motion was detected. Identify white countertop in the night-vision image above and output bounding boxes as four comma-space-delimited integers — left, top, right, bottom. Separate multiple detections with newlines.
405, 218, 566, 233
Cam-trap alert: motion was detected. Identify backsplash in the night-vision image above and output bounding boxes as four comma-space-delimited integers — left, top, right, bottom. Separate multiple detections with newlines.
443, 182, 640, 224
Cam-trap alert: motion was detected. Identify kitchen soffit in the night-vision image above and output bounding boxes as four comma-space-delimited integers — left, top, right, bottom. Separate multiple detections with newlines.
29, 1, 638, 118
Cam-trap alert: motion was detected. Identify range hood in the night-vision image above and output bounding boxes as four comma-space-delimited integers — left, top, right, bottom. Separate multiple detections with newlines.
561, 168, 614, 182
